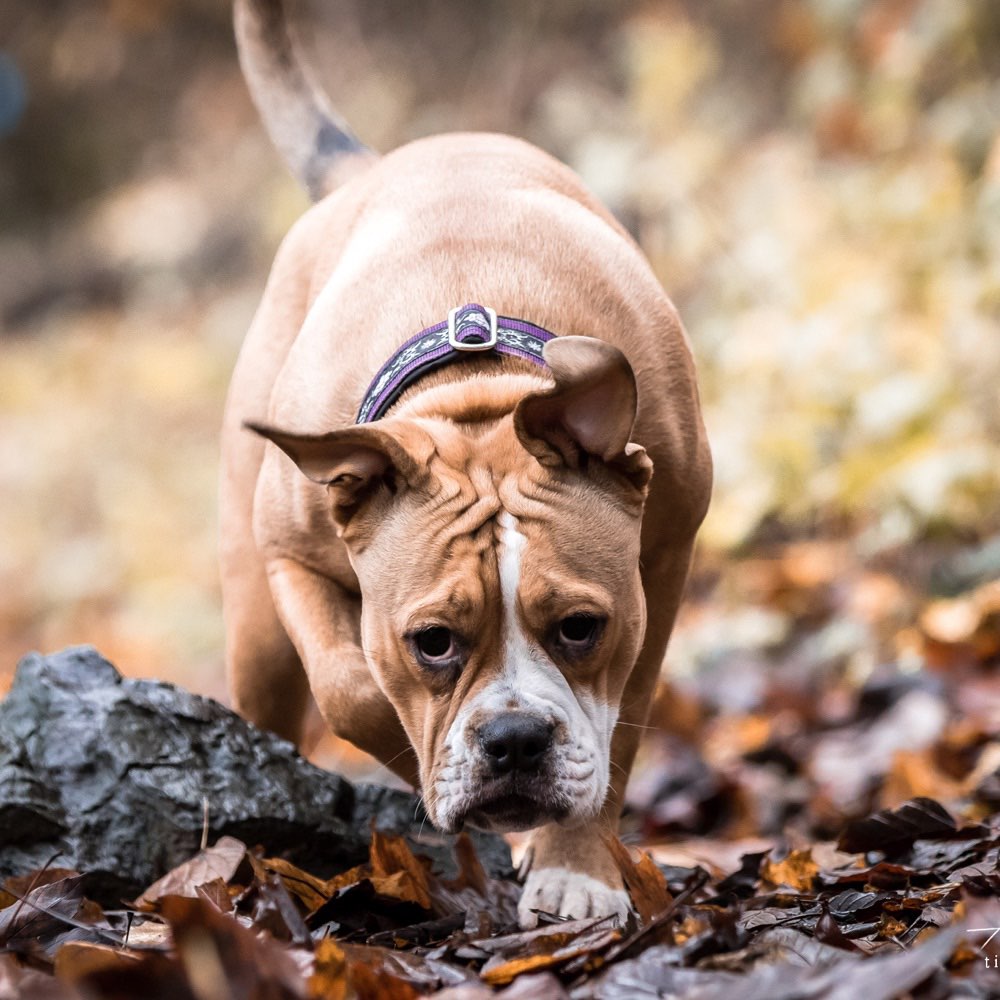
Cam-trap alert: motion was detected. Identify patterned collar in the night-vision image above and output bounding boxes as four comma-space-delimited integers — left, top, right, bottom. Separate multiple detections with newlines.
355, 303, 556, 423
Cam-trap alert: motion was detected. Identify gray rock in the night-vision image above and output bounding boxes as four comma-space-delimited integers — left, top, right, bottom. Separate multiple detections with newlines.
0, 646, 510, 903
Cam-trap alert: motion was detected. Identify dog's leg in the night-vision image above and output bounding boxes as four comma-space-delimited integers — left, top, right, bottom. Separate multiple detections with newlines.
226, 615, 309, 748
518, 544, 694, 927
224, 541, 312, 746
265, 557, 420, 787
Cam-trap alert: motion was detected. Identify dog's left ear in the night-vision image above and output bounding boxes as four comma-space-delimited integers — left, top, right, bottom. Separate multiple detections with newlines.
514, 336, 653, 493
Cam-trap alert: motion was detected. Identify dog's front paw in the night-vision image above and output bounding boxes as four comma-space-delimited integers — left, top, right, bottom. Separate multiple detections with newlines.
518, 867, 632, 929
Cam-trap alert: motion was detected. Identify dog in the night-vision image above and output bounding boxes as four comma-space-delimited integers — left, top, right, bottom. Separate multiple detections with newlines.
222, 0, 712, 928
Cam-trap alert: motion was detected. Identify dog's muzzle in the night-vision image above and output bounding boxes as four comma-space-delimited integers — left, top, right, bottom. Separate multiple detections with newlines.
455, 711, 570, 831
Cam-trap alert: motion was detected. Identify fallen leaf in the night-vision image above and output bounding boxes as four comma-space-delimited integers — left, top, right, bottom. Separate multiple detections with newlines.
761, 848, 819, 891
261, 858, 331, 913
0, 876, 114, 960
162, 895, 308, 999
881, 748, 967, 809
449, 833, 488, 896
481, 952, 567, 986
605, 837, 673, 923
814, 908, 859, 951
55, 941, 144, 982
57, 942, 195, 1000
0, 953, 78, 999
308, 938, 348, 1000
3, 869, 81, 899
133, 837, 248, 910
836, 797, 957, 856
368, 830, 433, 911
826, 890, 886, 920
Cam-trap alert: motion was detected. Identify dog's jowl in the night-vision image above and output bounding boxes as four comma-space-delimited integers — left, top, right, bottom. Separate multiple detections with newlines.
222, 0, 712, 928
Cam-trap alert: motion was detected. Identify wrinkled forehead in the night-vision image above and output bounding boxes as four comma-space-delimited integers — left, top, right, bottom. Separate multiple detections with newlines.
362, 491, 497, 618
501, 492, 641, 596
362, 461, 639, 616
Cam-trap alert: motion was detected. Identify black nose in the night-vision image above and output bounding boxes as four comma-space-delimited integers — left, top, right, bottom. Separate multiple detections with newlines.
478, 713, 554, 774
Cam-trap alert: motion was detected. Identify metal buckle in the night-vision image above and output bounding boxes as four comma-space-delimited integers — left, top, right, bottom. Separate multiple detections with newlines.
448, 305, 498, 352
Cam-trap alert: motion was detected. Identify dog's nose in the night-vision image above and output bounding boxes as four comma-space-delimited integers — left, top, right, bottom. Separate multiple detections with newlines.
478, 713, 554, 774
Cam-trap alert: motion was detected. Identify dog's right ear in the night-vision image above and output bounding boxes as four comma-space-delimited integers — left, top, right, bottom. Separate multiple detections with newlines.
514, 337, 653, 496
245, 420, 430, 532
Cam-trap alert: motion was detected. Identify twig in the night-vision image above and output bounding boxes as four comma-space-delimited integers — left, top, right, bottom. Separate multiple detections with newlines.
200, 795, 210, 851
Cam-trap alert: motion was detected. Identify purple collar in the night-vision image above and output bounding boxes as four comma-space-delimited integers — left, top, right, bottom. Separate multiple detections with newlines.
356, 303, 556, 423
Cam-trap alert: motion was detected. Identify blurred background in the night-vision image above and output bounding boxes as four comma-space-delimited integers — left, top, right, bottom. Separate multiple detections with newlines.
1, 0, 998, 839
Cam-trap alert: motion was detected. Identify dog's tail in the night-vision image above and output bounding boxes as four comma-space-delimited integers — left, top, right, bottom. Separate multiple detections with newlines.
233, 0, 375, 201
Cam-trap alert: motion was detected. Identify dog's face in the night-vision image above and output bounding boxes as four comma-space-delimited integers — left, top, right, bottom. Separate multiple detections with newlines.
351, 431, 648, 833
254, 338, 652, 832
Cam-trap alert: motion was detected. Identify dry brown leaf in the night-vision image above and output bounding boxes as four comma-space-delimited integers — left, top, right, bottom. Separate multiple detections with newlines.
122, 920, 173, 949
55, 941, 193, 998
880, 749, 965, 808
877, 914, 909, 939
1, 953, 77, 999
309, 938, 349, 1000
761, 849, 819, 892
310, 939, 428, 999
479, 918, 619, 986
195, 877, 237, 914
263, 857, 332, 912
605, 837, 673, 924
449, 832, 487, 895
673, 912, 712, 945
368, 830, 432, 910
1, 868, 83, 920
161, 894, 308, 998
369, 871, 431, 910
310, 831, 434, 914
0, 875, 107, 948
481, 952, 566, 985
321, 863, 369, 897
477, 923, 586, 984
703, 714, 772, 766
133, 836, 247, 910
813, 909, 859, 952
54, 941, 144, 982
3, 869, 81, 898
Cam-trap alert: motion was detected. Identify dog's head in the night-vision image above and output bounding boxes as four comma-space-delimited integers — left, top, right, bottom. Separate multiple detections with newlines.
251, 337, 652, 832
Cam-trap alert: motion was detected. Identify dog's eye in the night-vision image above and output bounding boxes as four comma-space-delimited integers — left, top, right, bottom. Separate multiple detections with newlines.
555, 613, 602, 652
412, 626, 455, 664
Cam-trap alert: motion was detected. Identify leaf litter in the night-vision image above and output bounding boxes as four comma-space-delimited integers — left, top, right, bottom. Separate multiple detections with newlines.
0, 803, 995, 998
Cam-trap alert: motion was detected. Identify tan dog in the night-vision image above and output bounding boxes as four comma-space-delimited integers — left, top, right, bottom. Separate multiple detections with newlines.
223, 0, 712, 927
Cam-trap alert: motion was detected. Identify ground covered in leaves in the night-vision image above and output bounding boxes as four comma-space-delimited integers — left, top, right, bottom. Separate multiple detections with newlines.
1, 800, 998, 998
